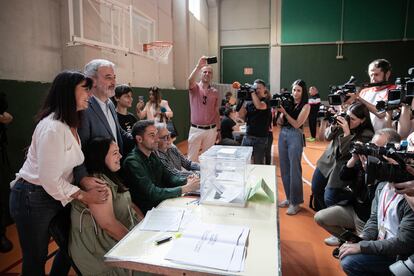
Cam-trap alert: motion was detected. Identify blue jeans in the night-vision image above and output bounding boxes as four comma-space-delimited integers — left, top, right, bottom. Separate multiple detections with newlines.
9, 179, 71, 276
311, 167, 328, 210
242, 135, 268, 164
341, 253, 395, 276
311, 168, 353, 209
278, 127, 304, 205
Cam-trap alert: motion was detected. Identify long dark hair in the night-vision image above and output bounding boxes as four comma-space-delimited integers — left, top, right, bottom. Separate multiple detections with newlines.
292, 79, 309, 106
149, 86, 161, 109
348, 102, 374, 134
84, 137, 127, 192
36, 71, 92, 127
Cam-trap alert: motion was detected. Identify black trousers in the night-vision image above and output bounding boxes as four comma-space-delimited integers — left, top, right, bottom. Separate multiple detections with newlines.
309, 105, 319, 138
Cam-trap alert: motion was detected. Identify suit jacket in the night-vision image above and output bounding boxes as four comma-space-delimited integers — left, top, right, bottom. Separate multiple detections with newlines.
317, 125, 374, 189
74, 96, 133, 183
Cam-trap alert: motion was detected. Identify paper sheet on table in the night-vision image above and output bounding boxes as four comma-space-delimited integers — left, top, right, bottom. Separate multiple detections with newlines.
139, 207, 185, 232
165, 222, 249, 271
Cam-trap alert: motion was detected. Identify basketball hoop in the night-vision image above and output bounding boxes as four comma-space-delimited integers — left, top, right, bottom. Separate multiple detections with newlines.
143, 41, 173, 64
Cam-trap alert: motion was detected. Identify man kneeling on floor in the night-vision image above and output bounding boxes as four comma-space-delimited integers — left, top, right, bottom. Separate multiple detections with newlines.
123, 120, 200, 213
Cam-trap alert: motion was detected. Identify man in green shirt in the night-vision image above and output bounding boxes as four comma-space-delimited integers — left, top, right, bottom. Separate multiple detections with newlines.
123, 120, 200, 213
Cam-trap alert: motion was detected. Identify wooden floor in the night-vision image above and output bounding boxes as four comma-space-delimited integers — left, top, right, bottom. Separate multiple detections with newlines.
0, 127, 345, 276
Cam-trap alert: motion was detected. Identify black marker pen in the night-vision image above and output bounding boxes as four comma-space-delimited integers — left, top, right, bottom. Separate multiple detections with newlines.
155, 236, 172, 245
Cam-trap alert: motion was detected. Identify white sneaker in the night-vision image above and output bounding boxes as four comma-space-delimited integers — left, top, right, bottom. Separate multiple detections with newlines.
324, 235, 341, 246
278, 200, 289, 208
286, 204, 301, 215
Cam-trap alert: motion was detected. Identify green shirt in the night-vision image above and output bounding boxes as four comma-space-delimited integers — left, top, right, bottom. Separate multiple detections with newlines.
123, 146, 187, 213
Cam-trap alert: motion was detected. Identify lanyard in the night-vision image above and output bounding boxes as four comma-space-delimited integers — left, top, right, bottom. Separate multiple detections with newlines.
381, 190, 398, 222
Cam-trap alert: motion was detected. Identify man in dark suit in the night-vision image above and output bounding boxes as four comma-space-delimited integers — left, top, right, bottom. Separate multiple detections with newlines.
74, 59, 133, 188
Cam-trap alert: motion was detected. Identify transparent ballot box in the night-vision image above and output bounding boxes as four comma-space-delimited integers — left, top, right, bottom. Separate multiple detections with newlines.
199, 145, 253, 207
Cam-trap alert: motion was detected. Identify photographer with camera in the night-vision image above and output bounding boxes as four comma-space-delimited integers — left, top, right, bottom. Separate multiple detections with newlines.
238, 79, 271, 164
277, 79, 310, 215
311, 102, 374, 211
338, 170, 414, 275
347, 59, 396, 131
314, 128, 401, 247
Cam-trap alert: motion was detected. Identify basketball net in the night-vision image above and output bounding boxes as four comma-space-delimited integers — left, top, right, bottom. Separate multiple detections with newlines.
143, 41, 173, 64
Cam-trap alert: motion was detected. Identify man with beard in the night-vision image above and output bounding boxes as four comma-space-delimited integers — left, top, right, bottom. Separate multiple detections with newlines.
74, 59, 133, 188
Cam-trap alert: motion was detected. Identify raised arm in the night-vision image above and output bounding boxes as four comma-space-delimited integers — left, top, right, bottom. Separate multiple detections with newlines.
188, 56, 207, 89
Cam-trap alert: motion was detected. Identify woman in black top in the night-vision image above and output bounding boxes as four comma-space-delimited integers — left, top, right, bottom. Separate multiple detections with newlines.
277, 79, 310, 215
219, 107, 240, 146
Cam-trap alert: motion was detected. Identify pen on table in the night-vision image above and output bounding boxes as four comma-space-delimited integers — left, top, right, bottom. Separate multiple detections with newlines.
155, 236, 172, 245
186, 199, 199, 205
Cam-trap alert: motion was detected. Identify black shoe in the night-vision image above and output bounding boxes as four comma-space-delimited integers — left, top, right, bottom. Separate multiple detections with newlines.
332, 247, 340, 259
0, 235, 13, 253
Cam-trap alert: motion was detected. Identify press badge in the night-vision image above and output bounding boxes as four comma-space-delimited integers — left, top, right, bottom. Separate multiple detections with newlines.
378, 224, 387, 240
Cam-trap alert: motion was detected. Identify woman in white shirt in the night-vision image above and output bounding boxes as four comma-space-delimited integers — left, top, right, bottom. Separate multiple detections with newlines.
9, 71, 109, 276
136, 86, 173, 123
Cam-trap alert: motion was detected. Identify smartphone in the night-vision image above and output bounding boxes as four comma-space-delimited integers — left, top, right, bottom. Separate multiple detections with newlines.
206, 56, 217, 64
339, 230, 363, 243
138, 96, 144, 101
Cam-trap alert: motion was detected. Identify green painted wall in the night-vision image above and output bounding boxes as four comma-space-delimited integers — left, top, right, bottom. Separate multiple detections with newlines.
0, 80, 190, 176
221, 46, 270, 87
282, 0, 414, 43
280, 41, 414, 99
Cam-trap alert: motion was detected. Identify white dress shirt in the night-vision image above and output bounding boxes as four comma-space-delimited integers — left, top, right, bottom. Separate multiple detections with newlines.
93, 95, 118, 143
12, 113, 83, 206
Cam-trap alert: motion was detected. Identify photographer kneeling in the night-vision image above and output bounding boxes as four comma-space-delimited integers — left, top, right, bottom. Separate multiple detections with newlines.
238, 79, 271, 164
311, 102, 374, 211
338, 162, 414, 275
314, 128, 401, 247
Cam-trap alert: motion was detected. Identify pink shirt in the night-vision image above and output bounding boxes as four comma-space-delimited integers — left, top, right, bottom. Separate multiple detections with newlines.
189, 82, 220, 126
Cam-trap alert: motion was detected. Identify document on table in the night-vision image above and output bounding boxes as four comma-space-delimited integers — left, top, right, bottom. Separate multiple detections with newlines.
139, 207, 185, 232
164, 222, 249, 271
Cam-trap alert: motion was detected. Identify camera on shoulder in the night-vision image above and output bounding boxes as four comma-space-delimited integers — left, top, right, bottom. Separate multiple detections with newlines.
328, 76, 357, 106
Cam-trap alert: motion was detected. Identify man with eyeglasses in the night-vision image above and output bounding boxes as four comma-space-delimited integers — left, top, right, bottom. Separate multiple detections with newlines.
123, 120, 200, 213
155, 123, 200, 178
187, 56, 221, 162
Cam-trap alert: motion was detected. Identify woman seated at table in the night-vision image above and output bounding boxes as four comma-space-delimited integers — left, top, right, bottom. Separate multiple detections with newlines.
69, 137, 143, 276
219, 106, 241, 146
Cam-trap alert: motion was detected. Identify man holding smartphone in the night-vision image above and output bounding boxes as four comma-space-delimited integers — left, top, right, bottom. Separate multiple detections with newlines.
187, 56, 220, 162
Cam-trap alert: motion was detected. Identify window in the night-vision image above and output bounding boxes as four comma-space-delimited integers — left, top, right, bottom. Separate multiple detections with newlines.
189, 0, 201, 21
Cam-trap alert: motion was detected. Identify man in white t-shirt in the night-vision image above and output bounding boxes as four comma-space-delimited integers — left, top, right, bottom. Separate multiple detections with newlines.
348, 59, 395, 131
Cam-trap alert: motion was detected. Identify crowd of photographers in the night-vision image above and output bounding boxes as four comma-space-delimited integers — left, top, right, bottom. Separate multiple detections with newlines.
231, 58, 414, 275
309, 59, 414, 275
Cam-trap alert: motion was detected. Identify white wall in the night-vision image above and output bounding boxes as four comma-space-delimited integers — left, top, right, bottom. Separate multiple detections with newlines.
0, 0, 175, 88
220, 0, 270, 46
0, 0, 62, 82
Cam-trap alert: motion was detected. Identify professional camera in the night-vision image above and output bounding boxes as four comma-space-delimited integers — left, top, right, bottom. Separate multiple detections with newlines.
356, 141, 414, 185
316, 105, 337, 123
328, 76, 357, 105
269, 92, 295, 113
376, 67, 414, 112
233, 82, 257, 101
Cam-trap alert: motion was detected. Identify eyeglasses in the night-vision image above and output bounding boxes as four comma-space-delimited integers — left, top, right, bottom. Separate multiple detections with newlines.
159, 134, 171, 141
202, 95, 207, 105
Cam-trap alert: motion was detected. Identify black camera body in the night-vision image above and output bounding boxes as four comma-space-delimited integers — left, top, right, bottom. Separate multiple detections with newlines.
328, 76, 357, 105
236, 83, 257, 101
351, 141, 414, 185
375, 67, 414, 113
270, 92, 295, 113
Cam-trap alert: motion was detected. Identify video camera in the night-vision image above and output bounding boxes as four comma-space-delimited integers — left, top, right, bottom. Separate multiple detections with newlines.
317, 105, 337, 123
328, 76, 357, 105
232, 82, 257, 101
269, 92, 295, 113
350, 141, 414, 185
376, 67, 414, 112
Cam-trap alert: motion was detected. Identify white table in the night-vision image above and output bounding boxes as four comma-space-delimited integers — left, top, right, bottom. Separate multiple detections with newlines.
105, 165, 280, 276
